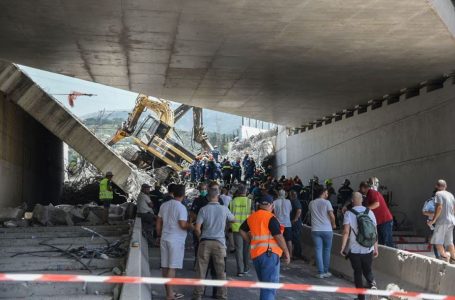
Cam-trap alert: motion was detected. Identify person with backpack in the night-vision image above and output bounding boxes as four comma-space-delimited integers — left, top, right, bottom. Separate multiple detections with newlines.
340, 192, 378, 300
422, 189, 440, 259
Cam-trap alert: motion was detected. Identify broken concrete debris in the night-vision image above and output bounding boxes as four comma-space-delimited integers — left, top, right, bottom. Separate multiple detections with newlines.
227, 127, 277, 167
1, 203, 135, 227
0, 206, 25, 222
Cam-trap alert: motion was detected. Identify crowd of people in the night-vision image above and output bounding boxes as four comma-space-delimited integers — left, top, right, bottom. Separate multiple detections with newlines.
99, 168, 455, 300
188, 148, 261, 184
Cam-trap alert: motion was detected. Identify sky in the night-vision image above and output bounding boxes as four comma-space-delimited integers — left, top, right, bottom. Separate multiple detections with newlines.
19, 65, 139, 117
17, 65, 272, 134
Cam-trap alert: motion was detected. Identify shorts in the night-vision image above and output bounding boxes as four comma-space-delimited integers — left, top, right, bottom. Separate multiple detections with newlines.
160, 239, 185, 269
283, 227, 292, 242
101, 200, 111, 208
431, 224, 454, 245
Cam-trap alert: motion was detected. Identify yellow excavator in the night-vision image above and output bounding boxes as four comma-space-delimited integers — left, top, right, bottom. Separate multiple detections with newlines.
107, 94, 213, 178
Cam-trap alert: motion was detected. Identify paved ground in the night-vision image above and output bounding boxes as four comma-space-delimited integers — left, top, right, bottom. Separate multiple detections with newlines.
148, 246, 356, 300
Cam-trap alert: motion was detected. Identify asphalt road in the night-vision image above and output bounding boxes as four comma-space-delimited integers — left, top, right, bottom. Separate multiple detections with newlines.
148, 246, 356, 300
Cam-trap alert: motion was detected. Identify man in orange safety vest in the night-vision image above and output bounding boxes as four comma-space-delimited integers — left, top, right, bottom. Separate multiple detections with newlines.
240, 194, 290, 300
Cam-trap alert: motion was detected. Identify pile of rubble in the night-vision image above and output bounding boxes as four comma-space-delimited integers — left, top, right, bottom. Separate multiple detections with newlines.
227, 127, 278, 166
0, 203, 136, 228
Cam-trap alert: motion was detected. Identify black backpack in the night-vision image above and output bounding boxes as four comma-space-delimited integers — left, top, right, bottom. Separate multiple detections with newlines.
349, 208, 377, 248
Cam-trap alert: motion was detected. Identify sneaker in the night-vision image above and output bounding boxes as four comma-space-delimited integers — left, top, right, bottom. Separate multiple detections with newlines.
314, 273, 325, 279
237, 273, 244, 277
244, 268, 250, 274
322, 272, 332, 278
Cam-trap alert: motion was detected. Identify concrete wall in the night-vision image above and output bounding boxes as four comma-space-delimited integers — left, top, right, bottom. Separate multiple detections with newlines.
0, 93, 64, 209
300, 226, 455, 294
279, 78, 455, 233
275, 126, 287, 177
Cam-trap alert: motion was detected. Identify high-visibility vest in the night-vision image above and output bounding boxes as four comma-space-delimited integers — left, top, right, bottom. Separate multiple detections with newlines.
229, 196, 252, 232
247, 210, 283, 259
99, 178, 113, 200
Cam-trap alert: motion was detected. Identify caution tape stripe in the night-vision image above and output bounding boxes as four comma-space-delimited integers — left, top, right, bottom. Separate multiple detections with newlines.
1, 273, 454, 300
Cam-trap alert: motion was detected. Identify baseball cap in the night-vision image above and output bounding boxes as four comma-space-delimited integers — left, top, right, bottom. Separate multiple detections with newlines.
106, 171, 113, 176
259, 195, 273, 205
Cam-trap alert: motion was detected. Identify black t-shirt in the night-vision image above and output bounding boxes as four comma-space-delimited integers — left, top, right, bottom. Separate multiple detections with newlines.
239, 214, 281, 236
338, 186, 354, 205
191, 196, 223, 215
290, 199, 302, 221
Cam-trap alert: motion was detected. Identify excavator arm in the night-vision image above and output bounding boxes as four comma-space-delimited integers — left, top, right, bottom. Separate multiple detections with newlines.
107, 94, 174, 146
193, 107, 214, 152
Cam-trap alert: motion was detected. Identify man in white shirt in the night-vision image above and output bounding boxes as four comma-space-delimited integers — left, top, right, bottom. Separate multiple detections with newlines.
220, 186, 235, 252
428, 179, 455, 262
137, 184, 154, 214
136, 183, 154, 240
273, 189, 293, 259
157, 184, 193, 300
341, 192, 378, 300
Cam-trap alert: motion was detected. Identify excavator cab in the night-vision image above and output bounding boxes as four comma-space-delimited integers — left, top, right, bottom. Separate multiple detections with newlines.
130, 115, 195, 172
107, 94, 211, 182
136, 115, 171, 144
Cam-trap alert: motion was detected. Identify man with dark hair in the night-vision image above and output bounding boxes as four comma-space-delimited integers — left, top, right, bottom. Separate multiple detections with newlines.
289, 190, 303, 259
192, 187, 235, 300
156, 184, 193, 300
240, 195, 290, 300
221, 158, 233, 184
163, 183, 176, 202
359, 181, 394, 247
232, 159, 242, 183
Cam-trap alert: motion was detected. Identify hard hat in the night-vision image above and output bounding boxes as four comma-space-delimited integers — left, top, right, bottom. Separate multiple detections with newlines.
106, 171, 113, 176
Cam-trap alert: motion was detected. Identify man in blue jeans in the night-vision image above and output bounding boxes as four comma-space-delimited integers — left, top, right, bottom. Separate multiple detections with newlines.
240, 195, 290, 300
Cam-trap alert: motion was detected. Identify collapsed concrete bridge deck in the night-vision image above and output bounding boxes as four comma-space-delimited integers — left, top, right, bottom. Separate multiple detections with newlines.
0, 61, 152, 207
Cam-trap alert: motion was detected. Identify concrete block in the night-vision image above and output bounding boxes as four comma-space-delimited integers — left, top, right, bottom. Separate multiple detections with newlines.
439, 264, 455, 294
32, 204, 50, 225
120, 217, 151, 300
300, 226, 449, 293
86, 211, 103, 225
0, 207, 24, 222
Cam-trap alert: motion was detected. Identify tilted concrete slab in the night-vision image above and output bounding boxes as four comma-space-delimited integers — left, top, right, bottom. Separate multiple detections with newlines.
0, 61, 150, 194
0, 0, 455, 126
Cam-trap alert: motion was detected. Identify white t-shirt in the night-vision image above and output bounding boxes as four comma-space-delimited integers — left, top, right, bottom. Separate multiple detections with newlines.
309, 198, 334, 231
137, 192, 154, 214
343, 206, 377, 254
158, 199, 188, 242
273, 198, 292, 227
220, 194, 232, 208
434, 190, 455, 225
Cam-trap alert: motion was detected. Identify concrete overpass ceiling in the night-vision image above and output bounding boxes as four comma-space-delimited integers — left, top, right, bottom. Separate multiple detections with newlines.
0, 0, 454, 126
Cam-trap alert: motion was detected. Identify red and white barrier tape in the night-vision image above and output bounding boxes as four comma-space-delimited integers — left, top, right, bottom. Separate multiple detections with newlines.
0, 273, 453, 299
